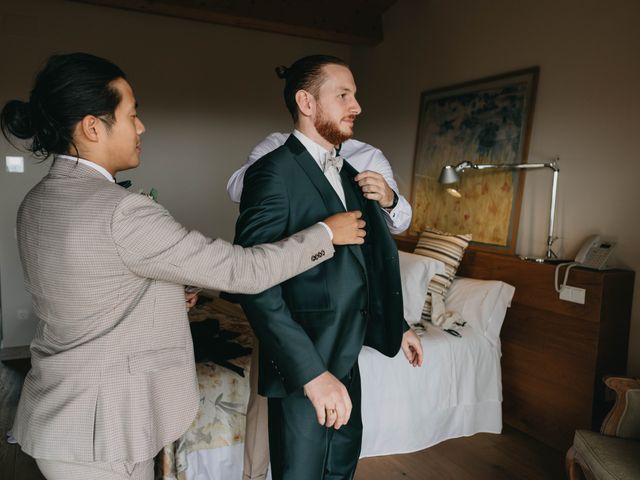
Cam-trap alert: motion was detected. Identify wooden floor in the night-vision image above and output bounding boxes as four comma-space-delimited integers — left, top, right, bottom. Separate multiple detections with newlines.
355, 426, 565, 480
1, 357, 565, 480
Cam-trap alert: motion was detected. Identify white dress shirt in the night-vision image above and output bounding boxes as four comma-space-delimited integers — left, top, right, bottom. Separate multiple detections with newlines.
227, 132, 413, 234
56, 154, 115, 182
292, 130, 346, 210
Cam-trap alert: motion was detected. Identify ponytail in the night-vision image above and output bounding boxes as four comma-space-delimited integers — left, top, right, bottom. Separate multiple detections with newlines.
1, 99, 35, 139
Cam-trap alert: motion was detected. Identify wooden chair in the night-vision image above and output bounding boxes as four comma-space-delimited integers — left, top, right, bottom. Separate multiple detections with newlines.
566, 377, 640, 479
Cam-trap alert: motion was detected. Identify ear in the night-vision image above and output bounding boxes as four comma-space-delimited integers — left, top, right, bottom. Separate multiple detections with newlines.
294, 90, 315, 118
78, 115, 102, 143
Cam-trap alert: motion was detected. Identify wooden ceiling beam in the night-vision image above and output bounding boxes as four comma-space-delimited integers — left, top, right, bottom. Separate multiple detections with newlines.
72, 0, 396, 45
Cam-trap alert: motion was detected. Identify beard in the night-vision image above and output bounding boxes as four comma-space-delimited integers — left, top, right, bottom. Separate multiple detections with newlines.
314, 105, 354, 147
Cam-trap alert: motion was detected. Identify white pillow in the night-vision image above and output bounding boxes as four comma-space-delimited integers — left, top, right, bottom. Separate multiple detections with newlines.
444, 277, 515, 347
398, 251, 445, 324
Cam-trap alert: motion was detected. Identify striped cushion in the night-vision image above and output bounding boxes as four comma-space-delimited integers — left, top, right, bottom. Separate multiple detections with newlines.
413, 228, 472, 321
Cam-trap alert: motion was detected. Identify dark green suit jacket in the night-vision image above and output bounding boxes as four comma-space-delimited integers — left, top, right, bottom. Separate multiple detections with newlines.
235, 135, 406, 398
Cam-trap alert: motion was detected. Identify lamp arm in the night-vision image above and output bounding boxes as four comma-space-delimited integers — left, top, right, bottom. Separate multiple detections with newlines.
462, 161, 559, 172
547, 168, 560, 258
452, 157, 560, 258
453, 160, 475, 172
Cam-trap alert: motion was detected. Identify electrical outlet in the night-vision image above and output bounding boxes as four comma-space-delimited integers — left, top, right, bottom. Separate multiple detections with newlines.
5, 156, 24, 173
559, 285, 586, 304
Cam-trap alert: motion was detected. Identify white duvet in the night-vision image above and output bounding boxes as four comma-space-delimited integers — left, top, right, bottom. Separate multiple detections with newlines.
359, 325, 502, 457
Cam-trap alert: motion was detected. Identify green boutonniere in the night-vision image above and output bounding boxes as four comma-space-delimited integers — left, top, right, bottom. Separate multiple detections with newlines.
117, 180, 158, 202
141, 187, 158, 202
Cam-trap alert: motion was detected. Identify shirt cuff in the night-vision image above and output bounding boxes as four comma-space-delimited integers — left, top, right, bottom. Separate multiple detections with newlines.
317, 222, 333, 241
381, 202, 399, 221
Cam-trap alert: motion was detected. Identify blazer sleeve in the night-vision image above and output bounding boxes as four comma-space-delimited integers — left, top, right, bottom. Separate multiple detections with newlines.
110, 193, 334, 294
235, 160, 327, 394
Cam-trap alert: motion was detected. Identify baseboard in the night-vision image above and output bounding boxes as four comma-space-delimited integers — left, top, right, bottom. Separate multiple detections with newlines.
0, 345, 31, 361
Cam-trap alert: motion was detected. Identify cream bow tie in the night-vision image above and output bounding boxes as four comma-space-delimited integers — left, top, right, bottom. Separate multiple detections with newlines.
323, 154, 343, 173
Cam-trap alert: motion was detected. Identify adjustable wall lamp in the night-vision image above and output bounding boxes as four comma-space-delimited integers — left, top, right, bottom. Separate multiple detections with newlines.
438, 157, 560, 259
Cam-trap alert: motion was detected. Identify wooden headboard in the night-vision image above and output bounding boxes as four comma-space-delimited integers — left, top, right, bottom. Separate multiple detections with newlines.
394, 234, 634, 452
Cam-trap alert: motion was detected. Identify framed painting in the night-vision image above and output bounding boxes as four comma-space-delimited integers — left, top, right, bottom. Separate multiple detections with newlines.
410, 67, 539, 254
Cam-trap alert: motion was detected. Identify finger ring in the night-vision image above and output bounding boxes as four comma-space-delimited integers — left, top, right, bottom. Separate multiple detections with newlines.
327, 408, 336, 415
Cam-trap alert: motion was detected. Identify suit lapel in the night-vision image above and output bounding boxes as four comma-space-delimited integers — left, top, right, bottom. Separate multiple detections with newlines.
340, 162, 367, 272
286, 136, 366, 272
287, 136, 346, 214
340, 162, 365, 213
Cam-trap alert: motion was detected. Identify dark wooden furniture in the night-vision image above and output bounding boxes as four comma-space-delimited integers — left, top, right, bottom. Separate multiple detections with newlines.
396, 237, 635, 451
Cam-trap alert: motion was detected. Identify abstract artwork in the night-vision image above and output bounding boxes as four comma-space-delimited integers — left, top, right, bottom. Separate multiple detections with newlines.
410, 67, 539, 254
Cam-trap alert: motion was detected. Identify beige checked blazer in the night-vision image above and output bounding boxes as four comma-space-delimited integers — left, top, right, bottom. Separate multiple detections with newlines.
12, 159, 333, 463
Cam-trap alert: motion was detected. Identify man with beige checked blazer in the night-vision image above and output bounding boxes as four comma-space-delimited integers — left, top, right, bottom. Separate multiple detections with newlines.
0, 53, 366, 480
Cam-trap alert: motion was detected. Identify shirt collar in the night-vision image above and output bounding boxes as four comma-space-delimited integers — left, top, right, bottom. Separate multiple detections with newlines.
293, 130, 337, 169
55, 154, 115, 183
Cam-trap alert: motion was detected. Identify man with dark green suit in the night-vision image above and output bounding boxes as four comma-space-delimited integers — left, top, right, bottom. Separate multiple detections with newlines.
234, 55, 423, 480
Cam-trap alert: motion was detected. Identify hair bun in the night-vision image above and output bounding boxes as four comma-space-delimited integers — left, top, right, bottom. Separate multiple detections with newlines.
275, 65, 289, 79
0, 99, 35, 140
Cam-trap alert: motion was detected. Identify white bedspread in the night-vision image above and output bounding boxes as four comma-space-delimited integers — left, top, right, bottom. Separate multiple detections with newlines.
359, 325, 502, 457
175, 274, 507, 479
183, 326, 502, 478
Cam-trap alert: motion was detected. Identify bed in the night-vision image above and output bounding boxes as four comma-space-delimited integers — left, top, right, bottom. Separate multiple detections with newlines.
157, 251, 515, 480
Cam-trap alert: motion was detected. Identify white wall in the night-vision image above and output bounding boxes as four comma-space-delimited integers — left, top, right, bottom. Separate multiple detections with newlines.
3, 0, 639, 375
350, 0, 640, 373
0, 0, 350, 347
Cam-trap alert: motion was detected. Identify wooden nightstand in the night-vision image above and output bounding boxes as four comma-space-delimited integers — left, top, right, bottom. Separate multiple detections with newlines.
457, 250, 635, 451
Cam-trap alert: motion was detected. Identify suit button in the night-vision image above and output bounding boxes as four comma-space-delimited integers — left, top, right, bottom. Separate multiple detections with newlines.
360, 309, 368, 317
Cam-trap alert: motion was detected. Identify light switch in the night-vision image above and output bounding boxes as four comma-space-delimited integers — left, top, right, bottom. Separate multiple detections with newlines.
6, 156, 24, 173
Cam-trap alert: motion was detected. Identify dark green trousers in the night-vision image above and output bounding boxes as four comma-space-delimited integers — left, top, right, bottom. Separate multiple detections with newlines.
268, 363, 362, 480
